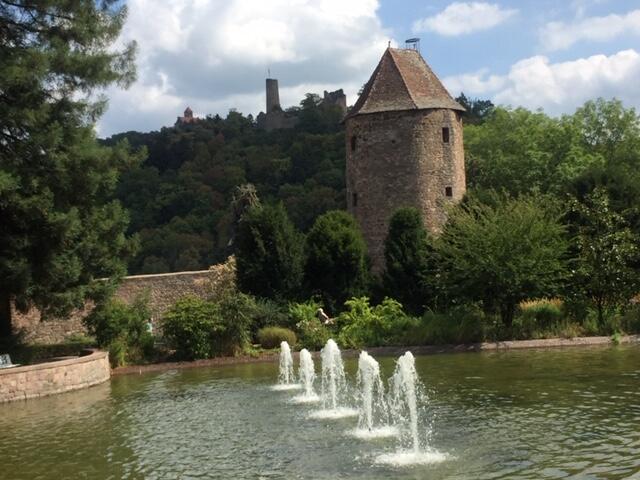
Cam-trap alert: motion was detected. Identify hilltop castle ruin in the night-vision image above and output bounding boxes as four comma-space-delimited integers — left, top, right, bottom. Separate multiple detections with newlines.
345, 47, 466, 272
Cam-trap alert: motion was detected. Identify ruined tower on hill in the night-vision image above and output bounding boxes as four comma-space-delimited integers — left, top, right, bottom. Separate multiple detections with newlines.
345, 47, 466, 273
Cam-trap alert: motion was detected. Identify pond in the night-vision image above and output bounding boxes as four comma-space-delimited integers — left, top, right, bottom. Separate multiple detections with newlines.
1, 344, 639, 479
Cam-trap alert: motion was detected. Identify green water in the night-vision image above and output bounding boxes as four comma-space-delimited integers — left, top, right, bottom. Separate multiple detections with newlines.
1, 345, 639, 479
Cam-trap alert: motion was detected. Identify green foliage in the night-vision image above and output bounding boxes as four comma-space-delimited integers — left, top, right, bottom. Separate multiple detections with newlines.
162, 297, 218, 360
305, 211, 369, 312
455, 93, 495, 125
568, 188, 640, 325
518, 299, 565, 330
108, 102, 346, 274
289, 299, 330, 350
162, 293, 256, 360
337, 297, 417, 349
257, 327, 297, 349
0, 1, 140, 336
84, 295, 154, 367
214, 293, 256, 356
402, 305, 486, 345
437, 193, 569, 326
236, 204, 305, 300
383, 207, 433, 314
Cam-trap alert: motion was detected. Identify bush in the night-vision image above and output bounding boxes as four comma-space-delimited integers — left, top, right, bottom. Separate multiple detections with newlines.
257, 327, 297, 349
162, 293, 256, 360
337, 297, 417, 349
400, 305, 486, 346
84, 295, 155, 367
250, 298, 290, 339
289, 299, 330, 350
518, 298, 564, 329
214, 293, 255, 356
162, 297, 218, 360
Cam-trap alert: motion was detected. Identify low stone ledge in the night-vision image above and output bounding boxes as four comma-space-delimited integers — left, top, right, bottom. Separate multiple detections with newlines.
0, 349, 110, 403
112, 335, 640, 376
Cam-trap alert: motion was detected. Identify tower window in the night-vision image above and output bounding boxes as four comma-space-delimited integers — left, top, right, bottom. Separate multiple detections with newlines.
350, 135, 357, 152
445, 186, 453, 197
352, 192, 358, 207
442, 127, 450, 143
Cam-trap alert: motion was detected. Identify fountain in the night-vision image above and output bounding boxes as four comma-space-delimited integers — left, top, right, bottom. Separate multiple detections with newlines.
309, 339, 357, 419
348, 351, 397, 439
0, 354, 15, 369
290, 348, 320, 403
375, 351, 448, 466
271, 341, 300, 391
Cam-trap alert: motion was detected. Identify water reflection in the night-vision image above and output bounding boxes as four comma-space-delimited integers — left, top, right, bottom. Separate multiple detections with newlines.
0, 345, 638, 479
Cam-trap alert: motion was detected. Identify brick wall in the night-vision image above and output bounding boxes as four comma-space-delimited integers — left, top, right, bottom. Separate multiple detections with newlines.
0, 350, 110, 403
11, 257, 236, 344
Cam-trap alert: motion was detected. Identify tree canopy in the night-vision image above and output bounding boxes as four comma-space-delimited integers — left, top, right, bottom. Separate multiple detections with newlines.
0, 0, 138, 336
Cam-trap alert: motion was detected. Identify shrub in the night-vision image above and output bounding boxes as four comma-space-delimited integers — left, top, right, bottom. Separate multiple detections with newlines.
337, 297, 417, 349
257, 327, 297, 349
289, 299, 330, 350
250, 298, 290, 339
400, 305, 486, 346
214, 293, 255, 356
84, 294, 155, 367
518, 298, 564, 329
162, 293, 256, 360
162, 297, 218, 360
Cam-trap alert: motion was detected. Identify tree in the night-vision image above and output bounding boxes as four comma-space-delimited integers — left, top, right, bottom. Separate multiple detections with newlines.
0, 1, 138, 336
568, 188, 640, 326
236, 204, 305, 300
455, 93, 494, 125
383, 208, 432, 315
437, 194, 569, 326
305, 210, 369, 312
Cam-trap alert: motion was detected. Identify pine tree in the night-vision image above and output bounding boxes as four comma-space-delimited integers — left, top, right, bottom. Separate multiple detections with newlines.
0, 1, 139, 336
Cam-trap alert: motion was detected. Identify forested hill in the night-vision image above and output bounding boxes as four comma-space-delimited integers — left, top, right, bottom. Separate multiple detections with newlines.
103, 95, 347, 274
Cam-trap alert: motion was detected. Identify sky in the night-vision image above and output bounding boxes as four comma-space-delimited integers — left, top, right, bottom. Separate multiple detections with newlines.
98, 0, 640, 137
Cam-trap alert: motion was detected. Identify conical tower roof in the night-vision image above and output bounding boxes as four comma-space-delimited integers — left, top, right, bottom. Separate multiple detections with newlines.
346, 48, 464, 119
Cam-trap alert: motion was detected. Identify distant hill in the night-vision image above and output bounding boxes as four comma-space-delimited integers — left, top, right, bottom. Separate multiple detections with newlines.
104, 96, 346, 274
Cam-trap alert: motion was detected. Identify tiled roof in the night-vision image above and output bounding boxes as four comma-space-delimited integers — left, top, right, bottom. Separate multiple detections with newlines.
346, 48, 464, 119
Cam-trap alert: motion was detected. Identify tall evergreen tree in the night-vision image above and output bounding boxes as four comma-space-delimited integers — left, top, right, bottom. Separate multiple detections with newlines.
0, 1, 139, 336
236, 204, 305, 300
305, 210, 369, 313
383, 208, 432, 315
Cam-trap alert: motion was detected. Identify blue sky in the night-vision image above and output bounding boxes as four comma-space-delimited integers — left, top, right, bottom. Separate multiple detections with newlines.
99, 0, 640, 136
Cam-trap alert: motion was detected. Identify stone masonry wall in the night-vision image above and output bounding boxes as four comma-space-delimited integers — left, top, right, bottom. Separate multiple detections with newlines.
346, 109, 465, 273
0, 350, 110, 403
11, 258, 236, 344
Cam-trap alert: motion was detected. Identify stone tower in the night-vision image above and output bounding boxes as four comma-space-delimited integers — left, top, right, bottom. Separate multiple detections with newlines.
266, 78, 281, 113
345, 47, 466, 273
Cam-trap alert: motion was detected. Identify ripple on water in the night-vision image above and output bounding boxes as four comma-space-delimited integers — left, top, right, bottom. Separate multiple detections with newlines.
308, 407, 359, 420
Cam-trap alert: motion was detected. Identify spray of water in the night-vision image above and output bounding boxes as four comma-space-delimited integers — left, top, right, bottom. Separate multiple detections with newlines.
271, 341, 300, 391
290, 348, 320, 403
376, 351, 448, 466
345, 351, 396, 439
308, 339, 357, 419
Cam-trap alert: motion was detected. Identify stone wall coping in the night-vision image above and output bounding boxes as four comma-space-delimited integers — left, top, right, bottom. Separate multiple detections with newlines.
118, 269, 212, 281
0, 349, 108, 377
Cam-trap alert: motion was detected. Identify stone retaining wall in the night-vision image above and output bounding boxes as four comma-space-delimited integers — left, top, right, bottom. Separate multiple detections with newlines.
11, 258, 236, 344
0, 350, 110, 403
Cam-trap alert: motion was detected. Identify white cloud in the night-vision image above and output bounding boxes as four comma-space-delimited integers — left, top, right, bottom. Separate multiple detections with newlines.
540, 9, 640, 51
443, 68, 506, 96
442, 50, 640, 116
412, 2, 517, 36
99, 0, 389, 136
